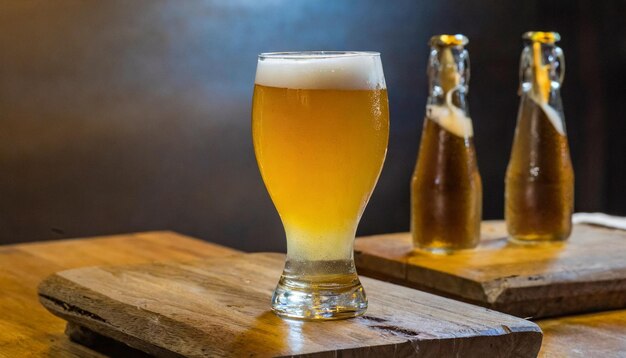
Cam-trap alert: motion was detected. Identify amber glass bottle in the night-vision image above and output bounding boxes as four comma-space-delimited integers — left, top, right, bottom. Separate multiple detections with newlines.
505, 32, 574, 242
411, 34, 482, 253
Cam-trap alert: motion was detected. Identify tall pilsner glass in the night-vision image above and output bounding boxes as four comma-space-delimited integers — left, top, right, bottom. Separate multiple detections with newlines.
252, 52, 389, 320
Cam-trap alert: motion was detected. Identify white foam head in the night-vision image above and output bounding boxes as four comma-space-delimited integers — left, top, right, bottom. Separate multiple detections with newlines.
255, 52, 386, 90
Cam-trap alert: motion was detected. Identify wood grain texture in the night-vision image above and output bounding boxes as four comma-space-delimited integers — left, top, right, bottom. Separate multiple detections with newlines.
538, 310, 626, 357
0, 231, 239, 358
38, 253, 543, 357
354, 221, 626, 319
2, 230, 625, 357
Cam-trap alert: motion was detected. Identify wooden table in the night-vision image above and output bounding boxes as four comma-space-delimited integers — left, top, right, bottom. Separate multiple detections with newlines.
1, 231, 625, 357
354, 222, 626, 319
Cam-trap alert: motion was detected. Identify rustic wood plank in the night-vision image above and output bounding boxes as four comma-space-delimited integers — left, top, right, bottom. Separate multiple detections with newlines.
37, 253, 542, 357
538, 310, 626, 357
3, 229, 625, 357
0, 231, 239, 358
354, 221, 626, 319
15, 231, 238, 267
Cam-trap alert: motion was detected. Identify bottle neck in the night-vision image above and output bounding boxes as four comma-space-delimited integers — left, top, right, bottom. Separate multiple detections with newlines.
427, 45, 470, 113
425, 43, 474, 138
518, 38, 567, 135
519, 41, 564, 104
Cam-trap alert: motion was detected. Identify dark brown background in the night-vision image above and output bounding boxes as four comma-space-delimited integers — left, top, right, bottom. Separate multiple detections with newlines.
1, 1, 624, 251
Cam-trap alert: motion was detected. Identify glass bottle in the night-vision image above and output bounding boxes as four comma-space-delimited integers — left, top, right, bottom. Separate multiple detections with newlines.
411, 34, 482, 253
505, 31, 574, 242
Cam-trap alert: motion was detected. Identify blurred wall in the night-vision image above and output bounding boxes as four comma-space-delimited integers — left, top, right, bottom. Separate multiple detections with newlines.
1, 0, 624, 250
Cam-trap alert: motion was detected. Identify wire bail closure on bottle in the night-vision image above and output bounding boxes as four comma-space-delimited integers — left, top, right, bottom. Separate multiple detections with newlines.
522, 31, 561, 44
519, 31, 565, 87
430, 34, 469, 47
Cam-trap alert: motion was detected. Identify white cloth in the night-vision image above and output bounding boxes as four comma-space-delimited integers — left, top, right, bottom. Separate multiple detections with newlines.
572, 212, 626, 231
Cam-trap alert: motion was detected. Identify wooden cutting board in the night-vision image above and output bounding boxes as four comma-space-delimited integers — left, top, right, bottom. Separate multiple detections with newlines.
354, 222, 626, 319
38, 253, 542, 357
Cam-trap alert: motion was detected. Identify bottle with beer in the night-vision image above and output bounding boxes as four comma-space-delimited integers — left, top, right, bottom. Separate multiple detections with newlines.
505, 32, 574, 242
411, 34, 482, 253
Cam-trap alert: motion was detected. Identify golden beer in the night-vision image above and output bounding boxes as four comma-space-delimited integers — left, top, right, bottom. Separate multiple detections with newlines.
252, 52, 388, 319
412, 119, 482, 252
411, 35, 482, 253
505, 32, 574, 242
253, 86, 388, 260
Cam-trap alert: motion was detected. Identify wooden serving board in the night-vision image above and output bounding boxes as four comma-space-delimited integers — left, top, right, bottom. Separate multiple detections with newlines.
38, 253, 542, 357
354, 222, 626, 319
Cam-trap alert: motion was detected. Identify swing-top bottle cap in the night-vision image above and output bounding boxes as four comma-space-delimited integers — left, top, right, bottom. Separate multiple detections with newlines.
523, 31, 561, 44
430, 34, 469, 47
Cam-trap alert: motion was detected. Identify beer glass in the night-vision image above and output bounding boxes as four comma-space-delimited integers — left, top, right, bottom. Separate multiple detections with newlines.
252, 52, 389, 319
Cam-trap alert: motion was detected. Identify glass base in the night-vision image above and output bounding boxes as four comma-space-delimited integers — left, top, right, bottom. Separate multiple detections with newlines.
271, 259, 367, 320
509, 235, 568, 245
413, 243, 478, 255
415, 246, 458, 255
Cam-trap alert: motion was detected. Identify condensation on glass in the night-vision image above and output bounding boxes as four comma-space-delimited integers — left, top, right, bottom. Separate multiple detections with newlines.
505, 32, 574, 242
252, 52, 389, 319
411, 34, 483, 254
